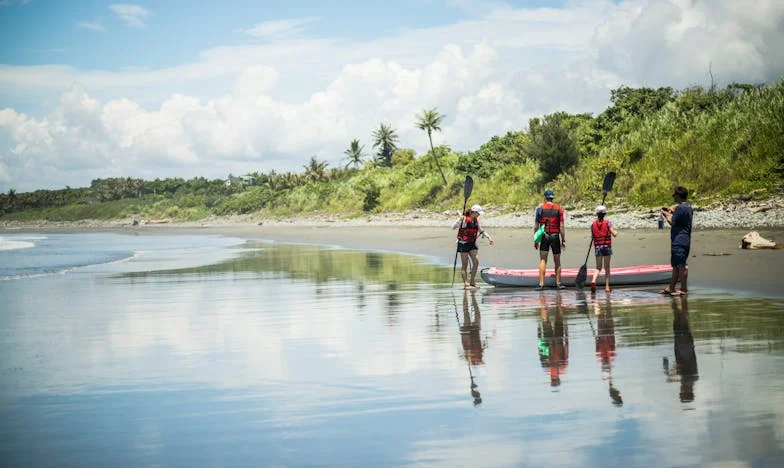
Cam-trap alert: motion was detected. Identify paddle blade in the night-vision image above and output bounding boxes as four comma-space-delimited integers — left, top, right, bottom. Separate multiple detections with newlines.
602, 172, 616, 196
575, 264, 588, 289
464, 175, 474, 200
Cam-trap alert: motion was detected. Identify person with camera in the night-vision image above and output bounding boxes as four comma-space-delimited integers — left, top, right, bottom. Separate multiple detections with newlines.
660, 186, 693, 296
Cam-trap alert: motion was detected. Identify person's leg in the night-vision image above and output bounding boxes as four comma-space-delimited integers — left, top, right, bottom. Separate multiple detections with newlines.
604, 256, 612, 292
468, 250, 480, 287
460, 251, 470, 288
552, 234, 563, 287
591, 254, 601, 291
673, 266, 688, 295
682, 265, 688, 293
538, 251, 548, 287
662, 246, 678, 294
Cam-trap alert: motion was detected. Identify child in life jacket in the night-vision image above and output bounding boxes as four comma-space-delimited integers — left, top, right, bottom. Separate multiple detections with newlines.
590, 205, 619, 293
452, 204, 494, 289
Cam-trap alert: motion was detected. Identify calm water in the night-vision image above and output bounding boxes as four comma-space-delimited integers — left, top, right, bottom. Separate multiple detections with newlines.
2, 233, 784, 467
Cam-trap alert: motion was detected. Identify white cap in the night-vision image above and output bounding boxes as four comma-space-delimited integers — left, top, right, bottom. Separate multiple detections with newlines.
471, 204, 484, 215
595, 205, 607, 213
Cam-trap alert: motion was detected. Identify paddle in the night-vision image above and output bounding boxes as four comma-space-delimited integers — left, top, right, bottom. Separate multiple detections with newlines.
452, 175, 474, 287
575, 172, 616, 289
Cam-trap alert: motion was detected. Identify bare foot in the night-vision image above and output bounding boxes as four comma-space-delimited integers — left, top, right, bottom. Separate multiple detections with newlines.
671, 290, 687, 296
658, 289, 672, 295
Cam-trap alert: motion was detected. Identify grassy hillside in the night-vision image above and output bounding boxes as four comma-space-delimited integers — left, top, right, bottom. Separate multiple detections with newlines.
2, 79, 783, 222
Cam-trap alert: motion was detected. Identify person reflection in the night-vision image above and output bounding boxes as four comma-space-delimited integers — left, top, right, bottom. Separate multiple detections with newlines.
663, 295, 699, 402
460, 290, 486, 405
595, 297, 623, 406
537, 293, 568, 388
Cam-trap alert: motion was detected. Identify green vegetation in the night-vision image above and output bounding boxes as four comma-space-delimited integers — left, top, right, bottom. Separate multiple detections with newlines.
2, 78, 783, 222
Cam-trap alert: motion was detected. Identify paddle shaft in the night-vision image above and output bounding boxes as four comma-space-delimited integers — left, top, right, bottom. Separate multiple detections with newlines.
452, 176, 474, 286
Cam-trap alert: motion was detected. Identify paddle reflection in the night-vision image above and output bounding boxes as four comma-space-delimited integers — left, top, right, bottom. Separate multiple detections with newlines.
663, 296, 699, 403
537, 293, 569, 388
458, 290, 487, 405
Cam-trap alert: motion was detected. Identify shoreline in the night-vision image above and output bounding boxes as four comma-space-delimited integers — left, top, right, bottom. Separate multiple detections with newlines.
3, 220, 782, 298
2, 194, 784, 231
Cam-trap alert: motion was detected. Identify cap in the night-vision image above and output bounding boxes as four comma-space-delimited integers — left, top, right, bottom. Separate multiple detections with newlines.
470, 204, 484, 215
544, 189, 554, 199
595, 205, 607, 214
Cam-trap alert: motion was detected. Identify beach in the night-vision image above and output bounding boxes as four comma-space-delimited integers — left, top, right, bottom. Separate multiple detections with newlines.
7, 219, 780, 296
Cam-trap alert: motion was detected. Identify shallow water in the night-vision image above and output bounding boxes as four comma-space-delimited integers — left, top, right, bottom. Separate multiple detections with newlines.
2, 235, 784, 467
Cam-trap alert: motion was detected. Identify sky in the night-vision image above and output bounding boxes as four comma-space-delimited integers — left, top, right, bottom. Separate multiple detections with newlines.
1, 0, 783, 192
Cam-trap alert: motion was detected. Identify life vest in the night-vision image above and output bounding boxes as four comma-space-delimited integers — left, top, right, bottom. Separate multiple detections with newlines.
591, 220, 612, 246
457, 216, 480, 242
538, 202, 563, 234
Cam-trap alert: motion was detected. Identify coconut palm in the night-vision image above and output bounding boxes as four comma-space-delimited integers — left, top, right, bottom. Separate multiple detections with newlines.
303, 156, 329, 182
415, 107, 448, 185
343, 139, 366, 170
371, 123, 399, 168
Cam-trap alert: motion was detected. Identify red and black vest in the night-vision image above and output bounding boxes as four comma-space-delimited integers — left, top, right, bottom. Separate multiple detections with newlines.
538, 202, 563, 234
591, 220, 612, 246
457, 217, 480, 243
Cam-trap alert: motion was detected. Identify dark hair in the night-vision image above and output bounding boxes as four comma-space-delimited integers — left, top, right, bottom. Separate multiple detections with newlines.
673, 186, 688, 200
597, 212, 606, 221
463, 208, 472, 217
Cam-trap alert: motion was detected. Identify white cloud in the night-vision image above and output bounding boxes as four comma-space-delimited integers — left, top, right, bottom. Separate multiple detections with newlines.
1, 0, 784, 191
76, 21, 107, 33
241, 17, 318, 39
110, 3, 151, 28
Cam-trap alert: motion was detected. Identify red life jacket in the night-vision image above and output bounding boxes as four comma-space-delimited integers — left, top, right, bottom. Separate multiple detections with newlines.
538, 202, 563, 234
591, 220, 612, 246
457, 216, 480, 242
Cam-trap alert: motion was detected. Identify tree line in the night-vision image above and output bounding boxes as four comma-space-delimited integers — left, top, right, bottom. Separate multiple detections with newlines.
2, 78, 782, 219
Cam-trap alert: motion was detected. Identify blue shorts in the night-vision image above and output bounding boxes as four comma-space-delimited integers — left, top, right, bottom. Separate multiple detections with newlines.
595, 246, 613, 257
671, 245, 690, 267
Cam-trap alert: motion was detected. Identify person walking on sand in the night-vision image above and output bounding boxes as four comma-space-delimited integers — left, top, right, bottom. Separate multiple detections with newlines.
534, 189, 566, 290
590, 205, 619, 293
452, 204, 494, 289
660, 186, 693, 296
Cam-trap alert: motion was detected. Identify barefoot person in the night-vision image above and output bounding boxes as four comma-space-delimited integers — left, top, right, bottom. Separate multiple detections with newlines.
590, 205, 619, 293
661, 186, 693, 296
534, 189, 566, 290
452, 204, 494, 289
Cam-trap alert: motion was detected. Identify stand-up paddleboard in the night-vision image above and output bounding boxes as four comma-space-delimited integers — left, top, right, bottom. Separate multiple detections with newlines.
481, 264, 672, 288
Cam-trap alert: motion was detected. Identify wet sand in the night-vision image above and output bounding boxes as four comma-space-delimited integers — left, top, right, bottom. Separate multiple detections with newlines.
4, 224, 783, 296
119, 224, 783, 297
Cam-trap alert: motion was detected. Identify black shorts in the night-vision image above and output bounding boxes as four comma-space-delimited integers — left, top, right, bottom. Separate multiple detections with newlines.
671, 245, 689, 267
457, 241, 478, 253
540, 233, 562, 255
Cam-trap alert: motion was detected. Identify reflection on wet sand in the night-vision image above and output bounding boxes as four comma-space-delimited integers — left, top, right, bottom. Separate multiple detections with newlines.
663, 295, 699, 403
457, 291, 487, 405
537, 293, 569, 388
593, 296, 623, 406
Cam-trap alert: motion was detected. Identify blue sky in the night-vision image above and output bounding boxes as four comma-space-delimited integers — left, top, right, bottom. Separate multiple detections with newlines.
1, 0, 783, 191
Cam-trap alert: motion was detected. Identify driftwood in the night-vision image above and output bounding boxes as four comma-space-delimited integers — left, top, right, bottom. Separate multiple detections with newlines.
741, 231, 781, 250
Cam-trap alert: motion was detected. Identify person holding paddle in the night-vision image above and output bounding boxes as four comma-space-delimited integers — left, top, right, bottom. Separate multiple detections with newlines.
534, 189, 566, 290
589, 205, 619, 293
452, 204, 494, 289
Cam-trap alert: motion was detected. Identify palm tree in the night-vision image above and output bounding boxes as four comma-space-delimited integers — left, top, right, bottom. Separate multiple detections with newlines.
343, 139, 366, 170
303, 156, 328, 182
415, 108, 448, 185
371, 123, 399, 168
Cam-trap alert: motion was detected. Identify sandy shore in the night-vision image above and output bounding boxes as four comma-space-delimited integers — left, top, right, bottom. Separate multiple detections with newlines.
6, 219, 782, 297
